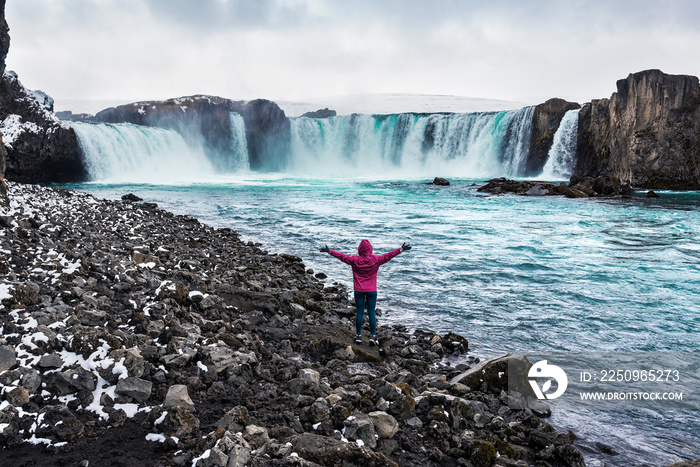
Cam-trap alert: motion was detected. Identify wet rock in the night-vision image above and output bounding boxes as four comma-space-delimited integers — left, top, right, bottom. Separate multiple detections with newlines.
428, 177, 450, 186
115, 376, 152, 402
163, 384, 195, 411
450, 353, 532, 395
121, 193, 143, 202
646, 190, 660, 198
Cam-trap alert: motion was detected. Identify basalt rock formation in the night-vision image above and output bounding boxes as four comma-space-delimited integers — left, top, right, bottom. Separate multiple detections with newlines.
527, 98, 580, 176
576, 69, 700, 189
94, 96, 291, 171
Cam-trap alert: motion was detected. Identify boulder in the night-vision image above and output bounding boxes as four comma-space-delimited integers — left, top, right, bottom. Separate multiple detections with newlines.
243, 424, 270, 449
450, 353, 533, 395
428, 177, 450, 186
163, 384, 195, 411
297, 368, 320, 386
0, 345, 16, 372
216, 405, 250, 433
368, 411, 399, 438
121, 193, 142, 202
343, 416, 377, 448
35, 405, 84, 442
289, 433, 398, 467
115, 376, 152, 402
160, 406, 200, 438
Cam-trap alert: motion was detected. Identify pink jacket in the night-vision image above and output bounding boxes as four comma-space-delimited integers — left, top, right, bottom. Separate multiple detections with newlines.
329, 239, 402, 292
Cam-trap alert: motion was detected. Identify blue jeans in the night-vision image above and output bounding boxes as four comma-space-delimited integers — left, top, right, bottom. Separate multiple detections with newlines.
354, 291, 377, 337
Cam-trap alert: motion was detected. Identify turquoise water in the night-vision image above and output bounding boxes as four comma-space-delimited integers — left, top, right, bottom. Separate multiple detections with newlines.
67, 175, 700, 465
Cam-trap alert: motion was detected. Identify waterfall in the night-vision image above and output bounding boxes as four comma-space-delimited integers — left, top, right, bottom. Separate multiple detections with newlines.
71, 106, 543, 181
71, 122, 215, 183
226, 113, 249, 171
288, 107, 535, 177
540, 109, 580, 180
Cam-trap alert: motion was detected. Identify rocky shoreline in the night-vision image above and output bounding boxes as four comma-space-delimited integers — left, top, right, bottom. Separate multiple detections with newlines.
0, 181, 592, 466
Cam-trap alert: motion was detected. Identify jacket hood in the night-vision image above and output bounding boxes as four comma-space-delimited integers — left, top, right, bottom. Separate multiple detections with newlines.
358, 239, 373, 256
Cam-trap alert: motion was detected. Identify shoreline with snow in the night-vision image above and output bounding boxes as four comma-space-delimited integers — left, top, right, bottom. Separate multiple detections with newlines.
0, 181, 589, 466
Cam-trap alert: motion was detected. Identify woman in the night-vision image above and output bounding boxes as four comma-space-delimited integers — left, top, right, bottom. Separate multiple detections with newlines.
320, 239, 411, 345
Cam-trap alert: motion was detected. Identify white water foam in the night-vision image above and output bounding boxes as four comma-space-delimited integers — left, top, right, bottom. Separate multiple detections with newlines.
288, 107, 535, 178
71, 122, 215, 183
540, 108, 580, 180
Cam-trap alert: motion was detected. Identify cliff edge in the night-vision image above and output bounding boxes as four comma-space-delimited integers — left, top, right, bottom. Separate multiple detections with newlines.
576, 69, 700, 189
0, 0, 85, 184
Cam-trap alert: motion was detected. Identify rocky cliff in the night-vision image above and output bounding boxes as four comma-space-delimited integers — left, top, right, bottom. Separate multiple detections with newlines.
0, 71, 86, 183
526, 98, 580, 176
95, 96, 291, 171
576, 69, 700, 189
0, 0, 9, 203
0, 0, 85, 184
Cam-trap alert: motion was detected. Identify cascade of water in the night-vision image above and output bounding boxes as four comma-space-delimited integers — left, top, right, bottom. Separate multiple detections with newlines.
71, 122, 214, 183
540, 109, 580, 180
227, 113, 250, 171
72, 106, 542, 181
288, 107, 535, 177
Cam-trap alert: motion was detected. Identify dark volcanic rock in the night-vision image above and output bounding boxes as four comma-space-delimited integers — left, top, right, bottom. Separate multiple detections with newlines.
55, 110, 94, 122
0, 77, 85, 183
94, 96, 291, 172
0, 181, 588, 466
121, 193, 143, 202
301, 108, 336, 118
94, 95, 247, 172
527, 98, 580, 176
576, 69, 700, 189
243, 99, 291, 170
0, 0, 8, 201
478, 175, 632, 198
427, 177, 450, 186
0, 2, 84, 184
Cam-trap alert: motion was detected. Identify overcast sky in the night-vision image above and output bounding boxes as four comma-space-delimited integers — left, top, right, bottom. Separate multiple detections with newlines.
5, 0, 700, 107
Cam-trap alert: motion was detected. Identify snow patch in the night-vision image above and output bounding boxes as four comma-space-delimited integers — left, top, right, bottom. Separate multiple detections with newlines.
1, 114, 43, 148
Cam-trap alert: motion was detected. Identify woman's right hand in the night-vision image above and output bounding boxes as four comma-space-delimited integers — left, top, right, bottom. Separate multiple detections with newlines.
320, 245, 330, 253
